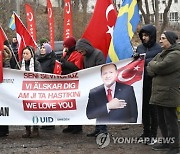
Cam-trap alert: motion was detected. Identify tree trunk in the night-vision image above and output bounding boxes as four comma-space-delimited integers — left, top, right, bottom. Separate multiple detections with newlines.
159, 0, 173, 35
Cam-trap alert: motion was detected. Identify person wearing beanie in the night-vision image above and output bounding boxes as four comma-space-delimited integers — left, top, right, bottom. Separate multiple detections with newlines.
147, 31, 180, 154
163, 31, 178, 46
135, 24, 162, 145
37, 43, 57, 130
60, 37, 84, 134
38, 43, 56, 73
63, 36, 76, 50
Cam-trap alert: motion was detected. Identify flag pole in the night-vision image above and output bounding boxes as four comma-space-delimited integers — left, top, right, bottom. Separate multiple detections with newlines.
9, 45, 20, 69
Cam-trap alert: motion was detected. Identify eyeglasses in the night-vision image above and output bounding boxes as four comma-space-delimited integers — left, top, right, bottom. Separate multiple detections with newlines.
160, 37, 167, 40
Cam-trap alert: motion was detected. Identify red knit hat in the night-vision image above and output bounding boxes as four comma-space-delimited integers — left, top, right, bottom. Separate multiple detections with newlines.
63, 37, 76, 49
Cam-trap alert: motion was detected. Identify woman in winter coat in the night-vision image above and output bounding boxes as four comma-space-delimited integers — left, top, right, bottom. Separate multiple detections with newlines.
18, 46, 42, 138
37, 43, 56, 130
37, 43, 56, 73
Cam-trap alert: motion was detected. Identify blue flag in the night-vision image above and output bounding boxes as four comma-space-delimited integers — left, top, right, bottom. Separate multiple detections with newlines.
107, 0, 140, 62
8, 14, 15, 30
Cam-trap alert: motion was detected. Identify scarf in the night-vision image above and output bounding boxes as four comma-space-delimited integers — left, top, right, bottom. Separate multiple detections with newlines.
21, 58, 34, 72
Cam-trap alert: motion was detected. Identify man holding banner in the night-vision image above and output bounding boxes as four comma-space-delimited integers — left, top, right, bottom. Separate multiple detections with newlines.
75, 38, 106, 136
86, 63, 138, 124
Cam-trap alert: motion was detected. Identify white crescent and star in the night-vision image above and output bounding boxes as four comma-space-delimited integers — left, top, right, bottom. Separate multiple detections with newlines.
27, 12, 33, 22
65, 2, 71, 14
118, 66, 140, 82
118, 70, 136, 82
48, 8, 52, 18
106, 4, 115, 37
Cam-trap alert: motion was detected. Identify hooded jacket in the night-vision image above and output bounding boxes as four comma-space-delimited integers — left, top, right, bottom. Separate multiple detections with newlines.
75, 39, 105, 68
136, 24, 162, 86
147, 44, 180, 107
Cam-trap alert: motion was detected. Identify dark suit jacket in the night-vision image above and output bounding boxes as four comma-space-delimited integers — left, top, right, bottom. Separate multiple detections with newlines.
86, 82, 138, 124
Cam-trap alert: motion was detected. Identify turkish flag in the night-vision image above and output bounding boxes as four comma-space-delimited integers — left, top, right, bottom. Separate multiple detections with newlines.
53, 60, 62, 75
47, 0, 55, 50
0, 26, 8, 83
14, 12, 37, 61
116, 58, 145, 85
25, 3, 37, 42
82, 0, 117, 58
66, 51, 84, 70
63, 0, 73, 40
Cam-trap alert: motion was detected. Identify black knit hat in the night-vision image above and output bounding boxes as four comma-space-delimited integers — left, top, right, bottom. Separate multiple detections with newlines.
163, 31, 178, 45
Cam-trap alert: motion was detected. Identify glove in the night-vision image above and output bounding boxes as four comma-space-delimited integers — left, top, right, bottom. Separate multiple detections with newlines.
133, 52, 140, 59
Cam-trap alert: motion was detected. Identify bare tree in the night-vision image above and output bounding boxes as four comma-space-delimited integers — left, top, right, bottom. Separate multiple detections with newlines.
160, 0, 173, 34
138, 0, 173, 37
81, 0, 88, 24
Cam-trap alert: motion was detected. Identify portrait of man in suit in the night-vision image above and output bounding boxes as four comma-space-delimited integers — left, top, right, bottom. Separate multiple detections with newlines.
86, 63, 138, 124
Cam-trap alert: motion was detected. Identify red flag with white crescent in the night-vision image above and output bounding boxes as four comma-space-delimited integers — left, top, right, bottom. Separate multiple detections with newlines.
25, 3, 37, 42
82, 0, 117, 58
53, 60, 62, 75
14, 12, 37, 61
0, 26, 8, 83
116, 58, 145, 85
47, 0, 55, 50
63, 0, 73, 40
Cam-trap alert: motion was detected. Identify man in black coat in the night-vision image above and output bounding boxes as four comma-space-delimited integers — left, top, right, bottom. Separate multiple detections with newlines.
75, 38, 106, 136
136, 24, 162, 144
86, 63, 138, 124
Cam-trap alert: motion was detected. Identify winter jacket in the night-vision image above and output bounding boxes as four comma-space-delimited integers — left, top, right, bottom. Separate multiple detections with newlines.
37, 51, 56, 73
136, 24, 162, 86
147, 44, 180, 107
75, 39, 105, 68
60, 49, 84, 75
18, 59, 42, 72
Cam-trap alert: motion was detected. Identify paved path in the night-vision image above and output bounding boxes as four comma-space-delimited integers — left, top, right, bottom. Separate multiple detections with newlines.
0, 125, 179, 154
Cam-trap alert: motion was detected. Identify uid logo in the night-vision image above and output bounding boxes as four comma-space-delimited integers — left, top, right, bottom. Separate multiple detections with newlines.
32, 116, 54, 124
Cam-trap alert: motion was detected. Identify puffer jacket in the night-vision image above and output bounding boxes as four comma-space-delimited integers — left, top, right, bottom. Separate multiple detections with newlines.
147, 44, 180, 107
75, 39, 105, 68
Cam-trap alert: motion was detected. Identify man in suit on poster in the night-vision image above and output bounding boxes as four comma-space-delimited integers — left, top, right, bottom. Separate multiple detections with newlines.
86, 63, 138, 124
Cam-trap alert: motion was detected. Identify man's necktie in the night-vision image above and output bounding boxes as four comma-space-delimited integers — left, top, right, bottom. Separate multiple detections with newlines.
107, 89, 112, 102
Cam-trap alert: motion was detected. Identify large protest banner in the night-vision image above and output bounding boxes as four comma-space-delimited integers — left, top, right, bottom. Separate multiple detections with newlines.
0, 58, 144, 125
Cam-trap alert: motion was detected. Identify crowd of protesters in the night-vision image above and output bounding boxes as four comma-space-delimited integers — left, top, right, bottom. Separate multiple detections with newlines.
0, 26, 180, 154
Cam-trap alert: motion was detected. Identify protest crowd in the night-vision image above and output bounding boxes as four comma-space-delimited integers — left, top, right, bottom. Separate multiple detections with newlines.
0, 0, 180, 154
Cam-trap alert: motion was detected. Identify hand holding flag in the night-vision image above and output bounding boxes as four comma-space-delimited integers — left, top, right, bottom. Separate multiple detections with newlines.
53, 60, 62, 75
